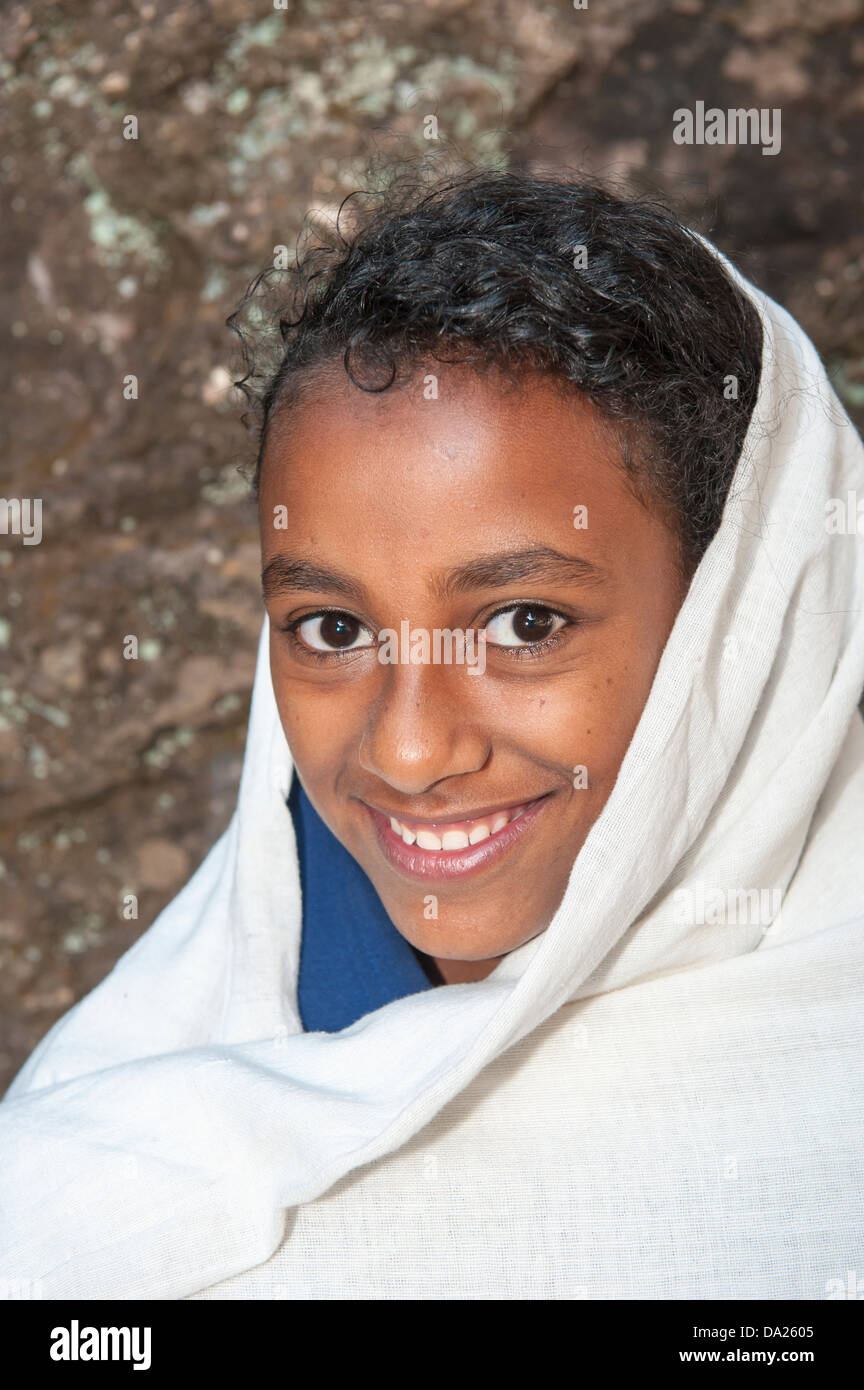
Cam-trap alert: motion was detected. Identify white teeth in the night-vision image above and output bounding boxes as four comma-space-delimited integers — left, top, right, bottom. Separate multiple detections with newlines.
415, 830, 442, 851
387, 816, 417, 845
386, 804, 531, 852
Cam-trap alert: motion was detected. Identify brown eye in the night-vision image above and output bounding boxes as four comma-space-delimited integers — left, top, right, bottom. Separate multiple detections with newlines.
485, 605, 566, 647
294, 612, 374, 652
320, 614, 360, 648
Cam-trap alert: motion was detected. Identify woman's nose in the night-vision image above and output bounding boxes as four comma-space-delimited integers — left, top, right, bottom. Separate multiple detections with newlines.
358, 663, 491, 795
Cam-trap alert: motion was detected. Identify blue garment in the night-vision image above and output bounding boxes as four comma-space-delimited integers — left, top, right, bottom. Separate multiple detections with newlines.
289, 777, 439, 1032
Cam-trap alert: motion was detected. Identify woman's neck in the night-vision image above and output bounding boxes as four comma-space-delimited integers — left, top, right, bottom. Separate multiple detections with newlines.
430, 955, 502, 984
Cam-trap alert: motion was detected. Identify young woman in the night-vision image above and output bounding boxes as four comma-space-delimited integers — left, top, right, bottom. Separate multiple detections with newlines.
2, 171, 863, 1300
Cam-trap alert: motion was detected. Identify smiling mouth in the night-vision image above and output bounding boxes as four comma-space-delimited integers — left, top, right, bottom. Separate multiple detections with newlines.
383, 801, 534, 851
364, 794, 552, 881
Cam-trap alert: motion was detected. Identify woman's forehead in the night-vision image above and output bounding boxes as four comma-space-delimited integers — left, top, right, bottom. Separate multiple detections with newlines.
260, 364, 614, 490
257, 369, 682, 598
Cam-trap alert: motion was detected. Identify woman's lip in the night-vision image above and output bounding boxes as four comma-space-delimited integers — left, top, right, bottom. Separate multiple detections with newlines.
364, 794, 552, 882
364, 796, 544, 828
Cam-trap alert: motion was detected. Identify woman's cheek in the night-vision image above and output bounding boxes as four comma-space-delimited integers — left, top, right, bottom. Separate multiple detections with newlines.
544, 669, 641, 799
273, 680, 368, 793
270, 671, 327, 768
504, 679, 612, 778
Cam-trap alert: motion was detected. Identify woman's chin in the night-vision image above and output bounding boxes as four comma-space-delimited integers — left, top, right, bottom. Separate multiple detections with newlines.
392, 914, 544, 967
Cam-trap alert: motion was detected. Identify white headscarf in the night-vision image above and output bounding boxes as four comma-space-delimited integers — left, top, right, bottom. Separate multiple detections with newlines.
2, 246, 863, 1300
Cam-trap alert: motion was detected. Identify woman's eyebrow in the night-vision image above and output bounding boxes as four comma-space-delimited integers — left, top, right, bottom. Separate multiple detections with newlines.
261, 556, 366, 602
432, 546, 608, 598
262, 547, 608, 603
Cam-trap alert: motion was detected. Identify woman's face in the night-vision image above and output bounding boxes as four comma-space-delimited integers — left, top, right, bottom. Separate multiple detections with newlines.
259, 364, 689, 971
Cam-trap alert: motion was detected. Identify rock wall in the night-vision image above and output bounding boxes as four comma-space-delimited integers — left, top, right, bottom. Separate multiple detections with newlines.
2, 0, 863, 1090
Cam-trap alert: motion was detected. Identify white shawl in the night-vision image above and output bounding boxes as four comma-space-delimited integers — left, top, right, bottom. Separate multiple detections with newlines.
2, 248, 863, 1300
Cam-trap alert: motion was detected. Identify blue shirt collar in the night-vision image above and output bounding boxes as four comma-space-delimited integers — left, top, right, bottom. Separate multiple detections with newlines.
289, 777, 439, 1032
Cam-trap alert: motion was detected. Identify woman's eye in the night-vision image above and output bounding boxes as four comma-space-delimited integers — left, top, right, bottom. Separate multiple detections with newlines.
293, 612, 375, 652
484, 605, 567, 647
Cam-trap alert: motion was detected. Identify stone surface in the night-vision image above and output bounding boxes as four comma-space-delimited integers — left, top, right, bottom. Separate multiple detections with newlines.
2, 0, 863, 1091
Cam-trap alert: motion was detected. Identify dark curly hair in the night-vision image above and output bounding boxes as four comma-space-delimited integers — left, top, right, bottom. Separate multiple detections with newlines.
228, 167, 763, 573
